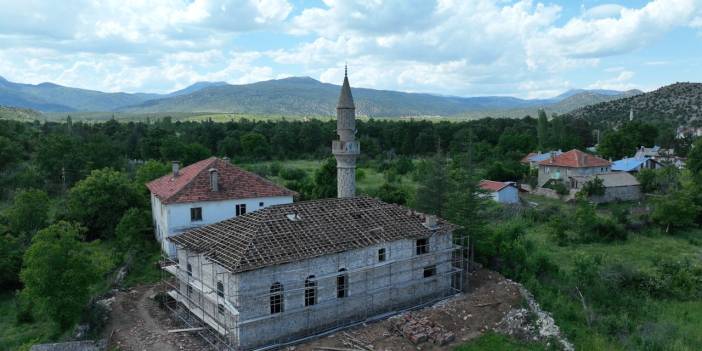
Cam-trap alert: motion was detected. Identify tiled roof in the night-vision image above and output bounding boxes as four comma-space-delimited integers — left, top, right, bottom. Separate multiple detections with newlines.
538, 149, 611, 168
522, 151, 562, 164
146, 157, 295, 204
169, 196, 457, 273
479, 180, 513, 192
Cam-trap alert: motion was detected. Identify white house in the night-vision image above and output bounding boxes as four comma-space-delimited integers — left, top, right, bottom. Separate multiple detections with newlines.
146, 157, 295, 256
479, 180, 519, 204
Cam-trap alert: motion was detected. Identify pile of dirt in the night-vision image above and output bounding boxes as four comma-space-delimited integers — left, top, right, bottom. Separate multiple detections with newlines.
295, 269, 524, 351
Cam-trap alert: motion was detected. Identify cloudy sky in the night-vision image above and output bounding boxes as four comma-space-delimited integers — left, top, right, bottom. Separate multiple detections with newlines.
1, 0, 701, 98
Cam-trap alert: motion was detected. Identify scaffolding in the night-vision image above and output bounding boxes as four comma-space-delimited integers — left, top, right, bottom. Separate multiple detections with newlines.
160, 236, 468, 351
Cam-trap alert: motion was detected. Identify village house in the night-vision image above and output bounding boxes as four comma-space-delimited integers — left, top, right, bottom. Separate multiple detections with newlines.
162, 71, 464, 350
537, 149, 611, 187
478, 180, 519, 204
146, 158, 296, 256
570, 172, 642, 203
611, 156, 662, 173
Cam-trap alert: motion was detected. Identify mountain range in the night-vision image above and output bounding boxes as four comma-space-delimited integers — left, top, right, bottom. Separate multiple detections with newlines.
0, 75, 641, 117
567, 82, 702, 125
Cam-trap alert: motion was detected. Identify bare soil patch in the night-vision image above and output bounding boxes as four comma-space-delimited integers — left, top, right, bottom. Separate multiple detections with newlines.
104, 283, 209, 351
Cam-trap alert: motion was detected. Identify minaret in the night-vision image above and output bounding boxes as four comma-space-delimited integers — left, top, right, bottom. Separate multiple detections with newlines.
629, 108, 634, 121
332, 66, 360, 198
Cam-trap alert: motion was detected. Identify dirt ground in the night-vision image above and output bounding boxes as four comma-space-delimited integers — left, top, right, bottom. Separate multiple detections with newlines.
104, 269, 522, 351
104, 284, 210, 351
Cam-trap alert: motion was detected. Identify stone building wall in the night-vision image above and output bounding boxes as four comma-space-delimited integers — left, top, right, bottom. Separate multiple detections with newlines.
173, 232, 458, 350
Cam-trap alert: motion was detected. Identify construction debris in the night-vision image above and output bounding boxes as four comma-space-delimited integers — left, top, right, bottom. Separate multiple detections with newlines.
389, 313, 455, 346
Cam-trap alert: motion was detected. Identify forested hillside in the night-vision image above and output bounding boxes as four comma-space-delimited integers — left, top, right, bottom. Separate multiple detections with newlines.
0, 75, 637, 117
568, 82, 702, 126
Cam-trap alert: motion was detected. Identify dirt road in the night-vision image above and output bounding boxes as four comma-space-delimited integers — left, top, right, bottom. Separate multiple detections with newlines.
104, 284, 209, 351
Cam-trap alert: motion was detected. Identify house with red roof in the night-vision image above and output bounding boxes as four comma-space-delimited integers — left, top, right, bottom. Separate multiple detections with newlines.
478, 180, 519, 204
147, 157, 295, 256
537, 149, 611, 188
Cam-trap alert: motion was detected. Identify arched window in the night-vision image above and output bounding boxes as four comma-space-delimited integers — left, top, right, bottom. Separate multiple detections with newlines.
217, 281, 224, 298
270, 282, 283, 314
337, 268, 348, 298
304, 275, 317, 306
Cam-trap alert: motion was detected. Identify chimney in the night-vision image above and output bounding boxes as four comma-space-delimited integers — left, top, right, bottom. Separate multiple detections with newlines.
423, 215, 438, 229
209, 168, 219, 192
172, 161, 180, 177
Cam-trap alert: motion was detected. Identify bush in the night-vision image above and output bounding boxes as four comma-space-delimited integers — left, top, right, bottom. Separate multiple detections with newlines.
279, 167, 306, 181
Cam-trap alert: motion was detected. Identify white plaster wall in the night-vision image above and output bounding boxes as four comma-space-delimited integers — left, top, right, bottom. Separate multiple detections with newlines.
156, 195, 293, 256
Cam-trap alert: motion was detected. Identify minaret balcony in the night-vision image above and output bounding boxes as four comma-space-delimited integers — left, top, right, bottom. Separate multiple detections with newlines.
332, 140, 360, 155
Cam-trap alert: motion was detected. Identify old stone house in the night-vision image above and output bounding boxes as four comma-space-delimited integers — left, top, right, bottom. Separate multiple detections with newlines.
570, 172, 642, 203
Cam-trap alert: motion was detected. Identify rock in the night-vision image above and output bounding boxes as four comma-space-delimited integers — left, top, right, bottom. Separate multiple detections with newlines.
409, 333, 427, 344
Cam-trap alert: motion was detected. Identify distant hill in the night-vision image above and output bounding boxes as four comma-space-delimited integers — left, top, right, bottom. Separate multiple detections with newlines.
120, 77, 638, 117
567, 82, 702, 125
456, 89, 642, 119
0, 75, 640, 118
0, 76, 218, 112
0, 105, 42, 121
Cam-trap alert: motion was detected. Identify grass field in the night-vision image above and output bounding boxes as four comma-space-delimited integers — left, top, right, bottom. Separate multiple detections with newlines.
515, 194, 702, 350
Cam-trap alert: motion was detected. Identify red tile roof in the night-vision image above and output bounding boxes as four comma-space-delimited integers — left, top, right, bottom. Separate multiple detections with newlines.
537, 149, 611, 168
146, 157, 295, 204
479, 180, 513, 192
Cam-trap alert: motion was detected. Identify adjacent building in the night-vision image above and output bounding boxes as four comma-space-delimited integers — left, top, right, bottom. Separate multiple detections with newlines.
521, 150, 563, 169
569, 172, 642, 203
478, 180, 519, 204
611, 156, 661, 173
147, 157, 295, 256
537, 149, 611, 187
162, 70, 463, 350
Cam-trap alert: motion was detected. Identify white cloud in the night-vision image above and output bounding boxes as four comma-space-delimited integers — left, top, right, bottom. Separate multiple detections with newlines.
587, 70, 637, 91
0, 0, 700, 96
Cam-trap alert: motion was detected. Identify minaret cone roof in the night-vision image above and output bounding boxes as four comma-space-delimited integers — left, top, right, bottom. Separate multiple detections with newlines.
337, 72, 355, 109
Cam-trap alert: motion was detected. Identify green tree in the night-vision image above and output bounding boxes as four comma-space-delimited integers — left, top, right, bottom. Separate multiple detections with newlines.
135, 160, 170, 185
6, 189, 50, 238
372, 182, 408, 205
579, 177, 605, 198
414, 153, 450, 217
115, 208, 152, 255
20, 222, 98, 329
651, 191, 699, 233
537, 109, 548, 150
0, 233, 23, 289
0, 136, 22, 170
240, 132, 271, 159
67, 169, 140, 240
687, 138, 702, 180
311, 158, 337, 199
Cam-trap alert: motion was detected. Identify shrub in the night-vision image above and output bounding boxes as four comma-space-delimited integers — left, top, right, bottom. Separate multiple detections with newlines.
279, 167, 307, 181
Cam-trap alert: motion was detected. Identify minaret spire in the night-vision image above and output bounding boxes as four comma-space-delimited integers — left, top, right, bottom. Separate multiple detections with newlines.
332, 67, 359, 198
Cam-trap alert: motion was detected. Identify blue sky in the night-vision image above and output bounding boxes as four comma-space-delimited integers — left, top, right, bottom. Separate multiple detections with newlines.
0, 0, 700, 98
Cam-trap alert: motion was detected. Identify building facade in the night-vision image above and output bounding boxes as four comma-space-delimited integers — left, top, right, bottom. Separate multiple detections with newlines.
147, 157, 295, 256
537, 149, 612, 187
167, 197, 460, 350
478, 180, 519, 204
